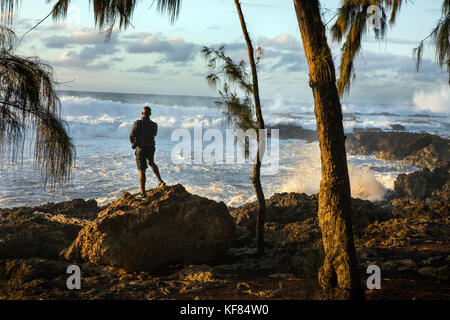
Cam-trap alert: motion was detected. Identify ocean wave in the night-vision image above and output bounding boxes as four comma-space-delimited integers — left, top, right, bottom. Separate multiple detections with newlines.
279, 142, 415, 202
59, 93, 450, 140
60, 95, 227, 139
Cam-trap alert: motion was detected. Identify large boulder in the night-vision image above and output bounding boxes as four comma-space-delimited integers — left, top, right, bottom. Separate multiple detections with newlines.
62, 184, 236, 272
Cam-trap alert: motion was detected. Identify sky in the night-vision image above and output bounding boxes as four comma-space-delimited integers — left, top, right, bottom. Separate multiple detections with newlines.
7, 0, 450, 107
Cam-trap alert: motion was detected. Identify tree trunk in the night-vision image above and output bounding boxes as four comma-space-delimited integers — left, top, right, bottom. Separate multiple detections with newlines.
234, 0, 266, 255
293, 0, 364, 299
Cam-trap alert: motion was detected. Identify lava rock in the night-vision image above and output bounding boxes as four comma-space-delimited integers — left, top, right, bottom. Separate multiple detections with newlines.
62, 184, 236, 272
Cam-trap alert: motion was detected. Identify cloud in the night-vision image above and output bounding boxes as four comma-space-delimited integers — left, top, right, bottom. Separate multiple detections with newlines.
50, 51, 109, 70
253, 34, 305, 71
11, 18, 34, 33
210, 34, 305, 72
215, 42, 246, 51
42, 22, 71, 31
351, 51, 443, 83
127, 64, 160, 73
43, 29, 117, 48
78, 43, 120, 60
125, 33, 199, 63
412, 86, 450, 114
265, 50, 306, 72
110, 57, 125, 63
363, 37, 420, 45
49, 43, 121, 70
257, 33, 300, 51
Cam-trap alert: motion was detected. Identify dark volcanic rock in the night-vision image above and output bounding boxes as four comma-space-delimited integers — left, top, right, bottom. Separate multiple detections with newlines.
267, 124, 317, 142
230, 192, 392, 245
0, 210, 85, 259
232, 192, 318, 230
0, 184, 448, 300
0, 199, 100, 260
393, 162, 450, 199
34, 199, 101, 220
346, 131, 450, 169
363, 168, 450, 247
0, 198, 101, 221
62, 184, 237, 272
389, 124, 406, 131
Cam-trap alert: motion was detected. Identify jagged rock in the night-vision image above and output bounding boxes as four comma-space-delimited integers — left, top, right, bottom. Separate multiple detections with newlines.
230, 192, 391, 245
393, 162, 449, 199
231, 192, 318, 233
418, 265, 449, 281
62, 184, 236, 272
0, 198, 101, 221
0, 209, 87, 259
33, 199, 101, 220
346, 132, 450, 169
432, 180, 450, 203
0, 180, 448, 299
0, 257, 160, 300
389, 124, 406, 131
267, 124, 317, 142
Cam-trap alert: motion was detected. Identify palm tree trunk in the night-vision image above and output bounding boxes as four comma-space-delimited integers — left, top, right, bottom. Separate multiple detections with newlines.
234, 0, 266, 255
293, 0, 364, 299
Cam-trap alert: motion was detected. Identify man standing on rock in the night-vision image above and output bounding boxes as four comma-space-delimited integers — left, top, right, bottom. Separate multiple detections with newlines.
130, 106, 165, 199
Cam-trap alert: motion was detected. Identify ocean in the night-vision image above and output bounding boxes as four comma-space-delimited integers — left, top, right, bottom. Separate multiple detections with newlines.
0, 90, 448, 208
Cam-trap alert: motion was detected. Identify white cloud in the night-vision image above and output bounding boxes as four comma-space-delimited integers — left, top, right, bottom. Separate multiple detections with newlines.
412, 86, 450, 114
127, 63, 159, 73
258, 33, 300, 51
44, 29, 117, 48
49, 42, 120, 71
125, 33, 199, 62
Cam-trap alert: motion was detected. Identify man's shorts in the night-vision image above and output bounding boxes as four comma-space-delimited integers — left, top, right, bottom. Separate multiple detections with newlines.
135, 145, 155, 170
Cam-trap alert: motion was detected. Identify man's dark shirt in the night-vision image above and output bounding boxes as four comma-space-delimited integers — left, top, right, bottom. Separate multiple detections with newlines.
129, 117, 158, 147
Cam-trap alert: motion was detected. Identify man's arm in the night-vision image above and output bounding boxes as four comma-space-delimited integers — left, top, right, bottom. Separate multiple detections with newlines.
129, 120, 138, 146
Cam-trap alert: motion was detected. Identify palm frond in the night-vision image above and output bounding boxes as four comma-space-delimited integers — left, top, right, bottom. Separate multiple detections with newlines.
156, 0, 182, 23
413, 2, 449, 83
1, 0, 182, 29
331, 0, 412, 96
0, 41, 75, 186
333, 0, 449, 92
0, 24, 16, 49
0, 0, 18, 24
412, 41, 424, 73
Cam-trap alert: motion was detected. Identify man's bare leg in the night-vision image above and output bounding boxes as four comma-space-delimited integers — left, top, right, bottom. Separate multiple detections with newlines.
139, 170, 146, 195
149, 163, 165, 185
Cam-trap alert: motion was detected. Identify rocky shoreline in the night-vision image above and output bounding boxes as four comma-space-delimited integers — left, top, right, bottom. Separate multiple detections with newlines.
346, 131, 449, 169
0, 157, 448, 300
269, 124, 449, 169
0, 130, 449, 300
